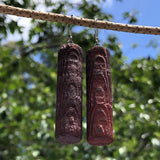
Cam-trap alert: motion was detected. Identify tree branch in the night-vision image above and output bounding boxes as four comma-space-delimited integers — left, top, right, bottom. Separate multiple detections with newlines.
21, 43, 60, 58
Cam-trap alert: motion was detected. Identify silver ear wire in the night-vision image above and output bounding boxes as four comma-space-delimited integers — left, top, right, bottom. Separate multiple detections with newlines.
67, 15, 74, 44
94, 18, 99, 46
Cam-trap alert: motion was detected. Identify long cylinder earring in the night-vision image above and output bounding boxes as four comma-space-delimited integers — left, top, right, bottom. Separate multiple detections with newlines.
55, 18, 83, 144
86, 21, 113, 146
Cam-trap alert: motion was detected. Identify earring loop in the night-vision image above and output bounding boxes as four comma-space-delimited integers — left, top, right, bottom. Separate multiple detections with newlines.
94, 18, 99, 46
67, 15, 74, 44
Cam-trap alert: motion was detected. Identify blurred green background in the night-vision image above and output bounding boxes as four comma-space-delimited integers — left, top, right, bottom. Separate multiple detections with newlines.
0, 0, 160, 159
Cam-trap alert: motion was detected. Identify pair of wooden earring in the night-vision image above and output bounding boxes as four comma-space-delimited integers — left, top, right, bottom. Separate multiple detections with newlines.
55, 26, 113, 146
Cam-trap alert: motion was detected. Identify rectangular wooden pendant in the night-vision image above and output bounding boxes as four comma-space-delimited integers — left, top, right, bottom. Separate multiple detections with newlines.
55, 43, 82, 144
86, 46, 113, 146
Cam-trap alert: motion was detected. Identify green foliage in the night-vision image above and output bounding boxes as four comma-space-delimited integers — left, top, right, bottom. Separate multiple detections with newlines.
123, 9, 139, 24
79, 1, 113, 20
0, 0, 160, 160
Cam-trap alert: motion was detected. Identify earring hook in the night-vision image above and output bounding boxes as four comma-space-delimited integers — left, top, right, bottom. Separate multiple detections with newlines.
67, 15, 74, 44
94, 18, 99, 46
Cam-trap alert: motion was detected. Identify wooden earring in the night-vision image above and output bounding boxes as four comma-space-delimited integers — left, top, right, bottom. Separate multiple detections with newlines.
55, 23, 82, 144
86, 25, 113, 146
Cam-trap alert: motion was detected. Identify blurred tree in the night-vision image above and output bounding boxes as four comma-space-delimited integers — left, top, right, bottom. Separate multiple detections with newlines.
0, 0, 160, 160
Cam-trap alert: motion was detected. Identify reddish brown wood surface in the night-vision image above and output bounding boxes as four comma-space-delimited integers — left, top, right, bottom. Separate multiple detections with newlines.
55, 43, 82, 144
86, 46, 113, 146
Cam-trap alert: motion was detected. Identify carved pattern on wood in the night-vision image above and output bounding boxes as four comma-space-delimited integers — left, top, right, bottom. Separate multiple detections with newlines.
86, 46, 113, 146
55, 44, 82, 144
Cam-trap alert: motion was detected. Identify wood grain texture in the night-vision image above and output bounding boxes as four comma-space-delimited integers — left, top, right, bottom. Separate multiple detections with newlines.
55, 43, 82, 144
86, 46, 113, 146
